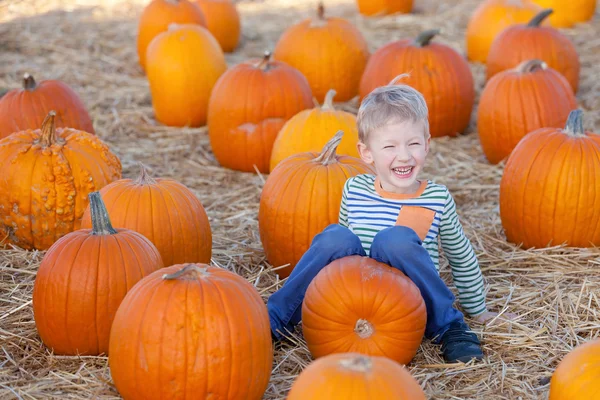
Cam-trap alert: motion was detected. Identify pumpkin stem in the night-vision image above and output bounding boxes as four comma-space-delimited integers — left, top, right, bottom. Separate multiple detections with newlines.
162, 264, 211, 280
413, 29, 440, 47
257, 50, 272, 71
389, 73, 411, 85
40, 111, 57, 147
339, 355, 373, 372
321, 89, 337, 111
516, 59, 547, 74
134, 163, 158, 185
315, 130, 344, 165
354, 319, 374, 339
23, 73, 37, 90
527, 9, 553, 27
564, 109, 585, 137
89, 192, 117, 236
317, 1, 325, 19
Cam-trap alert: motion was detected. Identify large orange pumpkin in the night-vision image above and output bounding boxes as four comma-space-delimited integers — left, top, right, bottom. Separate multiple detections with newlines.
531, 0, 596, 27
355, 0, 413, 16
146, 24, 226, 127
549, 338, 600, 399
194, 0, 240, 52
359, 29, 475, 138
466, 0, 544, 63
0, 73, 94, 139
269, 89, 359, 171
109, 263, 273, 400
477, 59, 576, 164
273, 3, 369, 102
81, 164, 212, 267
487, 9, 580, 93
259, 131, 373, 278
287, 353, 426, 399
302, 256, 427, 365
208, 51, 314, 173
32, 192, 163, 356
499, 109, 600, 249
0, 111, 121, 250
136, 0, 207, 70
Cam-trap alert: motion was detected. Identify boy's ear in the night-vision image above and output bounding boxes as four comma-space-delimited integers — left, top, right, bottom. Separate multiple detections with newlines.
357, 141, 374, 164
425, 136, 431, 153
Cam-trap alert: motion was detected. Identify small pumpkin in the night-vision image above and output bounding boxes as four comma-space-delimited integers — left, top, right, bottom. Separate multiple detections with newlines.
500, 109, 600, 249
146, 23, 226, 127
194, 0, 241, 52
288, 353, 426, 399
302, 255, 427, 365
81, 164, 212, 267
208, 51, 314, 173
269, 89, 359, 171
0, 73, 94, 139
32, 192, 163, 356
530, 0, 596, 27
109, 263, 273, 400
549, 338, 600, 399
477, 59, 576, 164
487, 9, 580, 93
355, 0, 413, 16
359, 29, 475, 138
0, 111, 121, 250
136, 0, 207, 70
259, 131, 374, 278
466, 0, 545, 63
273, 2, 370, 102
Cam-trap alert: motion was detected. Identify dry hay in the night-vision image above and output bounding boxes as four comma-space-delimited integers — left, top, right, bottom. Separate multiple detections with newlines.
1, 0, 600, 398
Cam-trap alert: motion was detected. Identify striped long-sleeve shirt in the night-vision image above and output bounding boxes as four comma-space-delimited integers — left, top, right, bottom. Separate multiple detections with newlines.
338, 174, 487, 316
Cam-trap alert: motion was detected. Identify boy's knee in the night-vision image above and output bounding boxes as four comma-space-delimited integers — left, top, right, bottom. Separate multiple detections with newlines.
372, 226, 421, 250
312, 224, 362, 252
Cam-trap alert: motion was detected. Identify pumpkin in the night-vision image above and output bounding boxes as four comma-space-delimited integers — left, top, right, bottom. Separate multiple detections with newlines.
0, 111, 121, 251
302, 256, 427, 364
0, 73, 94, 139
499, 109, 600, 249
531, 0, 596, 27
208, 51, 314, 173
80, 164, 212, 267
549, 338, 600, 399
109, 263, 273, 400
487, 9, 580, 93
259, 131, 373, 278
269, 89, 359, 171
136, 0, 207, 70
355, 0, 413, 16
32, 192, 163, 356
194, 0, 241, 52
359, 29, 475, 138
477, 59, 576, 164
146, 23, 226, 127
287, 353, 426, 399
466, 0, 545, 63
273, 2, 369, 102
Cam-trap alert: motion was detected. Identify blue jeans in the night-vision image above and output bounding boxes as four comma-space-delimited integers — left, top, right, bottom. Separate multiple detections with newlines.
267, 224, 465, 343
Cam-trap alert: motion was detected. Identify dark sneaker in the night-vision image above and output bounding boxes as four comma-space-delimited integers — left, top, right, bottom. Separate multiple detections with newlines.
439, 321, 484, 363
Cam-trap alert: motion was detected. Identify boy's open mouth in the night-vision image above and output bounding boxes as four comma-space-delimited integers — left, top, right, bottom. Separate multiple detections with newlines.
392, 166, 414, 177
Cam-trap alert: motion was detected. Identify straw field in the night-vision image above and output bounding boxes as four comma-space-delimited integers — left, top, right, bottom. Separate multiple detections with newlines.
1, 0, 599, 398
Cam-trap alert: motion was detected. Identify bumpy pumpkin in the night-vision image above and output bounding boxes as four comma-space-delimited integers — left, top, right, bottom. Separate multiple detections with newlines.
208, 52, 314, 173
0, 112, 121, 250
109, 263, 273, 400
549, 338, 600, 399
531, 0, 596, 27
259, 131, 374, 278
466, 0, 544, 63
137, 0, 206, 70
477, 59, 576, 164
302, 256, 427, 364
146, 24, 226, 127
356, 0, 413, 16
32, 192, 163, 356
359, 29, 475, 138
269, 89, 359, 171
500, 110, 600, 249
487, 9, 580, 92
194, 0, 240, 52
273, 2, 369, 102
288, 353, 426, 399
0, 74, 94, 139
81, 164, 212, 267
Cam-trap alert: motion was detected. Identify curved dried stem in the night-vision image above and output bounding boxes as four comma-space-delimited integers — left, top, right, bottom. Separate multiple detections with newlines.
40, 111, 57, 147
527, 9, 553, 27
389, 73, 411, 85
564, 109, 585, 137
314, 130, 344, 165
22, 73, 37, 90
516, 59, 547, 74
257, 50, 272, 71
413, 29, 440, 47
134, 163, 157, 185
321, 89, 337, 111
162, 264, 210, 280
89, 192, 117, 236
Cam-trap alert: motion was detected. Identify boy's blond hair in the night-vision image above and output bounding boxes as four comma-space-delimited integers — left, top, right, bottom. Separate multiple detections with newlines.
357, 75, 430, 143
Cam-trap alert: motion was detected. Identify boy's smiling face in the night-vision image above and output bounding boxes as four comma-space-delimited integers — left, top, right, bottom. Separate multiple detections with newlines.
357, 118, 430, 194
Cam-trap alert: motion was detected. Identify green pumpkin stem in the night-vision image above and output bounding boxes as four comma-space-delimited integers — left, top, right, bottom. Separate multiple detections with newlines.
339, 355, 373, 372
564, 109, 585, 137
516, 59, 547, 74
134, 163, 157, 185
527, 9, 553, 27
413, 29, 441, 47
321, 89, 337, 111
89, 192, 117, 236
162, 264, 210, 280
40, 111, 57, 147
315, 130, 344, 165
23, 73, 37, 90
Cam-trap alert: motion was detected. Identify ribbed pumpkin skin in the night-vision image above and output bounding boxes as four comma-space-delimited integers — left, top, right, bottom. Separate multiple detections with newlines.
108, 264, 273, 400
287, 353, 426, 400
356, 0, 413, 16
208, 55, 313, 173
301, 256, 427, 365
466, 0, 544, 63
549, 339, 600, 400
531, 0, 596, 27
194, 0, 240, 52
136, 0, 206, 70
358, 32, 475, 138
477, 61, 576, 164
146, 24, 226, 127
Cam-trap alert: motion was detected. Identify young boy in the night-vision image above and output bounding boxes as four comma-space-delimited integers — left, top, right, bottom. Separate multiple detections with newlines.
267, 82, 501, 363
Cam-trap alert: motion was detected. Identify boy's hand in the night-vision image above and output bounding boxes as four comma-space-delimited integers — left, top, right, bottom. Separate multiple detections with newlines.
473, 311, 518, 326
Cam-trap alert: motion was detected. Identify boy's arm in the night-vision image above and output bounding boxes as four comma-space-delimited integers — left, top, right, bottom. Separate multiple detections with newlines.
439, 191, 488, 317
338, 179, 350, 227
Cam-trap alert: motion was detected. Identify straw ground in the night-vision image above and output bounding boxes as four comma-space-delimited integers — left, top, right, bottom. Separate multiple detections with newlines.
1, 0, 600, 398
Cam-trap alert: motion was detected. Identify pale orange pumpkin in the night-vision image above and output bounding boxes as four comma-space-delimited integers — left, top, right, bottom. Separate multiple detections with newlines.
531, 0, 596, 27
549, 338, 600, 399
355, 0, 413, 16
194, 0, 241, 52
